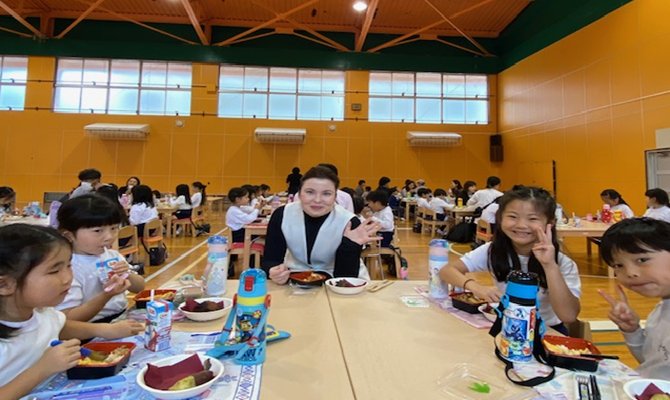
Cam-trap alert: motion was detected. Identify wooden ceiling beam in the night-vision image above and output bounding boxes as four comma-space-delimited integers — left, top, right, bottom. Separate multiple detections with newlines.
56, 0, 106, 39
0, 24, 32, 37
355, 0, 379, 52
434, 37, 486, 56
367, 19, 445, 53
227, 30, 276, 45
250, 0, 349, 52
180, 0, 208, 45
424, 0, 492, 56
0, 0, 45, 37
213, 0, 321, 46
73, 0, 197, 44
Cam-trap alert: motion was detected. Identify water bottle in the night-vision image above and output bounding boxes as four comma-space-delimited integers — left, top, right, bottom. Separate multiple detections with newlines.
428, 239, 450, 299
288, 194, 294, 203
235, 269, 269, 365
555, 204, 565, 226
271, 195, 280, 213
601, 204, 612, 224
499, 271, 540, 363
457, 198, 463, 208
613, 209, 624, 223
203, 235, 228, 296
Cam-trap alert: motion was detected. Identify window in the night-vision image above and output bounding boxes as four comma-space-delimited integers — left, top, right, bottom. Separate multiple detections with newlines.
0, 56, 28, 111
218, 65, 345, 121
368, 72, 489, 124
54, 58, 192, 115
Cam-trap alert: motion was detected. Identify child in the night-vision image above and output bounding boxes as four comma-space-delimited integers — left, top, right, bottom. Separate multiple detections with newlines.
366, 190, 394, 247
242, 184, 260, 211
129, 185, 158, 238
170, 184, 193, 220
480, 197, 500, 232
598, 218, 670, 379
456, 181, 477, 205
355, 180, 366, 197
56, 195, 146, 323
259, 184, 272, 202
467, 176, 503, 207
362, 186, 372, 199
191, 182, 207, 209
0, 224, 142, 399
388, 187, 402, 218
429, 189, 454, 221
94, 184, 128, 226
643, 188, 670, 223
0, 186, 15, 215
352, 195, 366, 222
440, 185, 581, 334
152, 190, 162, 205
226, 187, 262, 244
416, 187, 432, 210
70, 169, 102, 199
601, 189, 634, 219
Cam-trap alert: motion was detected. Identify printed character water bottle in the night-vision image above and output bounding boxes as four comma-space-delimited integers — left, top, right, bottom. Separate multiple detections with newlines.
235, 269, 269, 365
554, 204, 565, 226
428, 239, 450, 299
499, 271, 540, 363
601, 204, 612, 223
203, 235, 228, 296
613, 209, 624, 223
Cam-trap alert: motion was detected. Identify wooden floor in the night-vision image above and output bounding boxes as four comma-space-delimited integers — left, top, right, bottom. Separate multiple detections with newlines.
142, 211, 659, 370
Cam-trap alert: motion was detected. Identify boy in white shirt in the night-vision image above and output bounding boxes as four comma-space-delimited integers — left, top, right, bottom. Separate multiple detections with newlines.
643, 188, 670, 223
367, 190, 394, 247
416, 188, 432, 210
467, 176, 503, 207
429, 189, 454, 221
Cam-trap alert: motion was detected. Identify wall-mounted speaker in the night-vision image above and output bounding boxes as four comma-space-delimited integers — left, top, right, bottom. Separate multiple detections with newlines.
490, 134, 503, 162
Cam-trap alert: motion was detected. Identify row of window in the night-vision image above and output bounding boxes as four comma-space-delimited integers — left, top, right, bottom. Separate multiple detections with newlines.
0, 56, 490, 124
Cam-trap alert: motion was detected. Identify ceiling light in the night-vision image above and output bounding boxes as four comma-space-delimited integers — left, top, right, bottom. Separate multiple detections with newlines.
353, 1, 368, 12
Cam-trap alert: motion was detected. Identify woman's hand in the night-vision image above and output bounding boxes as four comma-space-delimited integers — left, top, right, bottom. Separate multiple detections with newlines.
39, 339, 81, 375
532, 224, 557, 267
344, 219, 381, 246
269, 264, 291, 285
469, 282, 504, 303
598, 285, 640, 333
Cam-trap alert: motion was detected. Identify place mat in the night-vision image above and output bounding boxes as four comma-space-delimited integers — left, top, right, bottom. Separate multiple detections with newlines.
414, 286, 493, 329
26, 331, 262, 400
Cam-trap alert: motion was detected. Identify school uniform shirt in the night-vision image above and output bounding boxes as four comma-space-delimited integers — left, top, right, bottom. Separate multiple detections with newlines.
191, 192, 202, 209
460, 242, 581, 327
481, 203, 500, 225
622, 299, 670, 379
337, 190, 354, 213
643, 206, 670, 223
372, 206, 394, 232
429, 197, 454, 215
417, 197, 431, 209
56, 249, 128, 321
169, 195, 192, 210
612, 204, 634, 219
129, 203, 158, 225
226, 205, 259, 231
467, 188, 503, 207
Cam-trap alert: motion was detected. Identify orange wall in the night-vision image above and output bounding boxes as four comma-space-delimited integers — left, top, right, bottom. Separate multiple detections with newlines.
0, 57, 499, 204
498, 0, 670, 216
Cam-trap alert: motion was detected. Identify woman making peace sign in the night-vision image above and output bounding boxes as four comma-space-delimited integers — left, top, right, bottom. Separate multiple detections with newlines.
440, 185, 581, 335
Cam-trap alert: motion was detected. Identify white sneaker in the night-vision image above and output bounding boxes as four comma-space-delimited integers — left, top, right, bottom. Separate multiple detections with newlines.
175, 226, 183, 236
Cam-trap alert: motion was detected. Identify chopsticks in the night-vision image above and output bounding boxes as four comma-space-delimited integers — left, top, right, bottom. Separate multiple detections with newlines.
589, 375, 601, 400
581, 353, 619, 360
576, 375, 602, 400
367, 280, 394, 292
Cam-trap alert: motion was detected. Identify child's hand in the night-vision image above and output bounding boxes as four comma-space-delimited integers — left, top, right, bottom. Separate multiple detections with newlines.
101, 320, 144, 339
40, 339, 81, 375
111, 259, 131, 276
344, 219, 381, 246
598, 285, 641, 333
469, 282, 504, 303
269, 264, 290, 284
532, 224, 557, 267
103, 273, 132, 296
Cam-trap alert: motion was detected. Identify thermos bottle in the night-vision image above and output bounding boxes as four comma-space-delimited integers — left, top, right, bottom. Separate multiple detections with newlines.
499, 271, 540, 363
428, 239, 450, 299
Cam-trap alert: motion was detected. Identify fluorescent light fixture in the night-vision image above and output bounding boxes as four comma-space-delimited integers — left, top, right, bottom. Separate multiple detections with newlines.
353, 1, 368, 11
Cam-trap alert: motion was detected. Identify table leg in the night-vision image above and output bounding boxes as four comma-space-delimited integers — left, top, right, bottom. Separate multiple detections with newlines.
404, 204, 410, 221
587, 238, 592, 256
243, 229, 252, 271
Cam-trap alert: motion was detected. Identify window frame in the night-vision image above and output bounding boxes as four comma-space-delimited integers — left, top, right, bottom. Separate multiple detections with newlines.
0, 55, 29, 111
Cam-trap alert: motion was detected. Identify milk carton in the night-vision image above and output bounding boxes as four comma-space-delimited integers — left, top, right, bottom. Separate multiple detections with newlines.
145, 298, 172, 352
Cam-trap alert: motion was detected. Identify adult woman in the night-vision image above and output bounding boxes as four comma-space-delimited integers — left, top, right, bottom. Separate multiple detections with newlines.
118, 176, 141, 198
456, 181, 477, 205
262, 166, 381, 284
286, 167, 302, 195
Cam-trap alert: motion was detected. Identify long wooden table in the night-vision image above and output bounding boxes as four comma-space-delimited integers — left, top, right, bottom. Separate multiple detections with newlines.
556, 221, 612, 277
242, 222, 269, 268
400, 198, 417, 221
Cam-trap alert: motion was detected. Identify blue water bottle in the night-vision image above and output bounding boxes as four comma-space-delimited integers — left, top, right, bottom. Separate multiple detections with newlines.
203, 235, 228, 296
499, 271, 540, 363
234, 269, 270, 365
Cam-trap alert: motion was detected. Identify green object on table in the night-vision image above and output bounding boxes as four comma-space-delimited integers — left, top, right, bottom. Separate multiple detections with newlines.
468, 381, 491, 393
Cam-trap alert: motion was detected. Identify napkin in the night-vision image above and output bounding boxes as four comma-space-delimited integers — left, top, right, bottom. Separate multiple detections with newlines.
636, 383, 668, 400
182, 298, 224, 312
144, 354, 205, 390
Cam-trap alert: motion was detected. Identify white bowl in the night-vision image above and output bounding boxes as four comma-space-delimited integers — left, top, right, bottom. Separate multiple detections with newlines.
178, 297, 232, 322
624, 378, 670, 399
478, 303, 499, 322
136, 354, 224, 400
325, 278, 369, 295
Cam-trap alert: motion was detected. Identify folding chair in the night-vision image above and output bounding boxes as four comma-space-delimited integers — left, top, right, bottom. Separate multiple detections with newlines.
116, 225, 140, 264
142, 218, 164, 267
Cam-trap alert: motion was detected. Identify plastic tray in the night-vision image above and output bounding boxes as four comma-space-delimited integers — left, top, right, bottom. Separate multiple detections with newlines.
288, 271, 330, 287
450, 292, 486, 314
437, 363, 536, 400
133, 289, 177, 309
543, 335, 601, 372
67, 342, 136, 380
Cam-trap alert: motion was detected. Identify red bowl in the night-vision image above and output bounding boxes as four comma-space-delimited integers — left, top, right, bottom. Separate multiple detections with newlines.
543, 335, 601, 371
289, 271, 330, 286
67, 342, 136, 380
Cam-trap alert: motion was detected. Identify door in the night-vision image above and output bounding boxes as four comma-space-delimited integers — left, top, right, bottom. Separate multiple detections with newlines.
646, 148, 670, 191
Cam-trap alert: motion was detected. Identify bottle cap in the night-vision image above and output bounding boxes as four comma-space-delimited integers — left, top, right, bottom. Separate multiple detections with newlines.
207, 235, 228, 245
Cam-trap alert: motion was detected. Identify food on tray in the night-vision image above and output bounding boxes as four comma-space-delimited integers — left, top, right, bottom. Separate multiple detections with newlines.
136, 292, 175, 302
635, 383, 670, 400
292, 272, 325, 282
481, 304, 496, 315
144, 354, 215, 391
181, 298, 224, 313
78, 346, 131, 365
650, 395, 670, 400
334, 279, 365, 288
169, 370, 215, 391
543, 341, 592, 356
453, 292, 485, 305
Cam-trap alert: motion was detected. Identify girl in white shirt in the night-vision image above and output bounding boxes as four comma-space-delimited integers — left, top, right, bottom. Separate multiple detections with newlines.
191, 181, 207, 209
601, 189, 635, 219
170, 184, 193, 219
0, 225, 141, 399
129, 185, 158, 237
226, 187, 262, 244
440, 185, 581, 335
643, 188, 670, 223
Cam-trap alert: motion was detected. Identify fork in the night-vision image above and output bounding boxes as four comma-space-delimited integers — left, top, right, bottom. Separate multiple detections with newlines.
575, 375, 591, 400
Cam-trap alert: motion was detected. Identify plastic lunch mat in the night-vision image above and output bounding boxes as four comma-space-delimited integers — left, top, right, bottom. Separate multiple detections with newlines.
24, 331, 262, 400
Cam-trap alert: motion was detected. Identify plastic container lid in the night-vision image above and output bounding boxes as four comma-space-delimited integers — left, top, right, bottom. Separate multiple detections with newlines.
207, 235, 227, 245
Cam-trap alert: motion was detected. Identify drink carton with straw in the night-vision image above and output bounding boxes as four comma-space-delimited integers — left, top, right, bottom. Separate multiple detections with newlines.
145, 289, 172, 352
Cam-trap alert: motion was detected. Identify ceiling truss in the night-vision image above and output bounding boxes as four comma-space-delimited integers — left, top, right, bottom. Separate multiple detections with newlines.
0, 0, 500, 56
